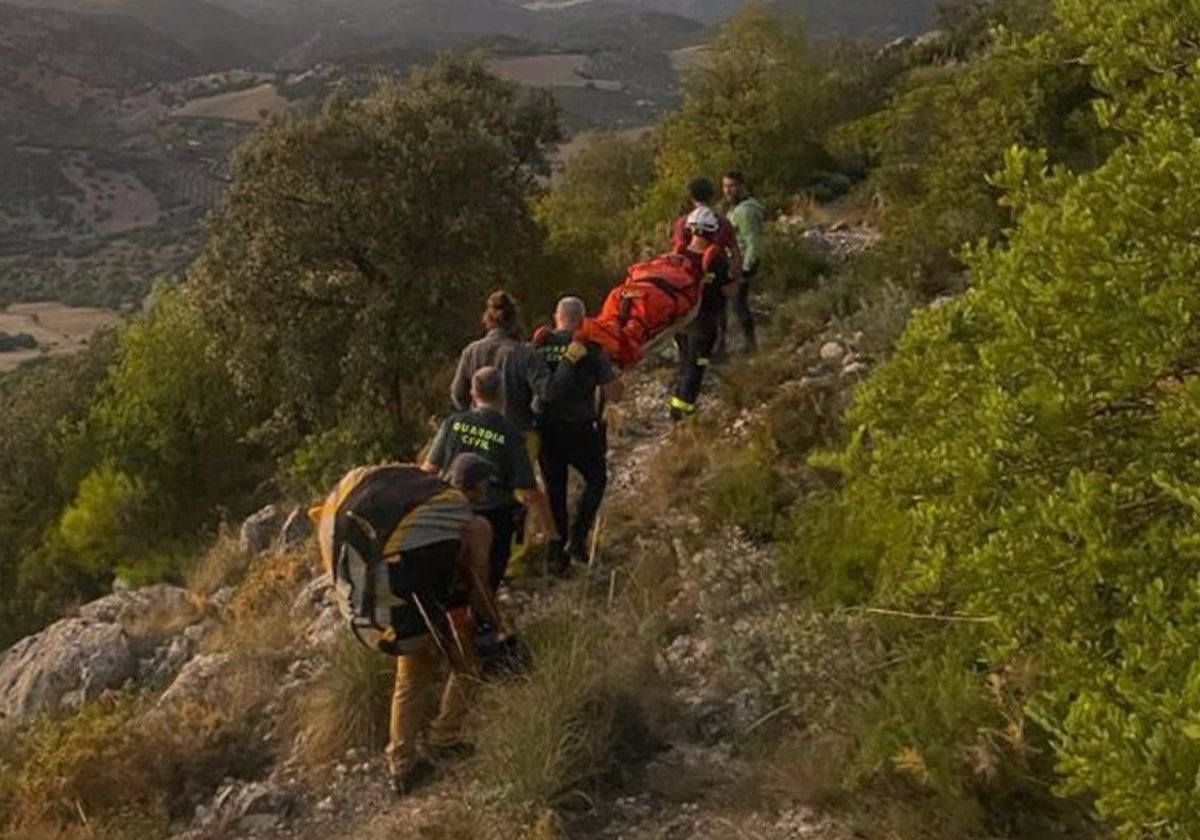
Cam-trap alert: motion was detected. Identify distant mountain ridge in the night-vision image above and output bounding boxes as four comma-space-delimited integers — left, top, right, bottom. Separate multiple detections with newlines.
0, 0, 942, 74
505, 0, 941, 36
0, 2, 199, 90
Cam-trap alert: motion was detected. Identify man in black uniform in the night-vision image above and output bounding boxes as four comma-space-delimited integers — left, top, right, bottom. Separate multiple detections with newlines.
669, 207, 736, 421
533, 297, 625, 573
423, 366, 559, 588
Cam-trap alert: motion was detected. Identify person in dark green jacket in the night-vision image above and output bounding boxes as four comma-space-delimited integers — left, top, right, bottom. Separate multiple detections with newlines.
721, 170, 766, 353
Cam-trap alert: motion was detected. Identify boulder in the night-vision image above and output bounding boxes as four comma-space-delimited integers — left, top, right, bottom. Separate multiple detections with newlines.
818, 341, 844, 364
190, 779, 300, 833
158, 653, 232, 709
138, 634, 195, 687
79, 583, 204, 643
240, 505, 284, 555
291, 574, 341, 649
0, 619, 136, 723
277, 506, 314, 553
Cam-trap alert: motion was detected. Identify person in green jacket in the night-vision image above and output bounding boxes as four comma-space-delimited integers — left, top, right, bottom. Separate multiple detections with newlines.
721, 170, 765, 353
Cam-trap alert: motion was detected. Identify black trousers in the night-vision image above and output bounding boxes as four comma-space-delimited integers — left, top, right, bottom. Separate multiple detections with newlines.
672, 309, 721, 413
479, 504, 518, 590
719, 267, 757, 347
538, 420, 608, 557
385, 539, 460, 653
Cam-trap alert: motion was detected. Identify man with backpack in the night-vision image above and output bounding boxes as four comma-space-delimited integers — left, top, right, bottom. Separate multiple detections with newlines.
309, 453, 510, 796
449, 291, 557, 579
532, 297, 624, 573
670, 206, 736, 421
425, 366, 561, 587
721, 170, 765, 353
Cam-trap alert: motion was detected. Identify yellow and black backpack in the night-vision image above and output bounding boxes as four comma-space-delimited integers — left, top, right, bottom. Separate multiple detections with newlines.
311, 464, 469, 655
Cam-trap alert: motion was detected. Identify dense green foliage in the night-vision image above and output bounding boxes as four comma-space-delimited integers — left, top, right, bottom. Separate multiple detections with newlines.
191, 57, 561, 483
0, 56, 562, 645
788, 0, 1200, 834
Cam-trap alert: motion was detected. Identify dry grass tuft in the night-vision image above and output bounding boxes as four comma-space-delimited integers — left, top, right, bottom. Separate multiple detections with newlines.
286, 637, 394, 769
464, 573, 670, 814
202, 548, 313, 658
184, 525, 252, 595
0, 681, 275, 838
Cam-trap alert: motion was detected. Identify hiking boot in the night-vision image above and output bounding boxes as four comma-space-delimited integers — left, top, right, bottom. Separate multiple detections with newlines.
389, 760, 436, 797
544, 538, 567, 577
427, 741, 475, 764
567, 542, 590, 567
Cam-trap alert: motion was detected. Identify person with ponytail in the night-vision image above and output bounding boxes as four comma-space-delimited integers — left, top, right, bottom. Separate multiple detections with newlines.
448, 291, 563, 578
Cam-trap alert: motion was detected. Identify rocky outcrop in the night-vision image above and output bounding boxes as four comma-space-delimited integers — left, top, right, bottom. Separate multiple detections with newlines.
240, 504, 316, 555
279, 506, 314, 552
240, 504, 286, 554
291, 573, 340, 650
185, 779, 303, 837
0, 584, 207, 724
0, 620, 135, 722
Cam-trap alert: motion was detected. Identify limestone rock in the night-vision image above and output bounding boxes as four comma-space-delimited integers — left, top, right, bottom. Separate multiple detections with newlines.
0, 619, 136, 723
818, 341, 844, 363
79, 583, 204, 643
190, 779, 300, 834
277, 506, 314, 553
159, 653, 232, 709
240, 505, 284, 555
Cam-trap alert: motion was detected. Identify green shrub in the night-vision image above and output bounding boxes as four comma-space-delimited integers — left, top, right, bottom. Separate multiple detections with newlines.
0, 686, 273, 837
704, 442, 790, 541
761, 231, 829, 297
786, 2, 1200, 832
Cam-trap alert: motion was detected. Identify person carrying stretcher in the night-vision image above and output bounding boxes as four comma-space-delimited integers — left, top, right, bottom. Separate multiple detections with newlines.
668, 206, 736, 421
575, 211, 725, 371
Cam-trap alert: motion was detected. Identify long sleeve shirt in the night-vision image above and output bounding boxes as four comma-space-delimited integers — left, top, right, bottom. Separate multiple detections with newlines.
728, 197, 765, 273
449, 328, 553, 432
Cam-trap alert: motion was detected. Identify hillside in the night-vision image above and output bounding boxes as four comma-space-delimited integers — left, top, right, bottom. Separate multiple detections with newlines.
513, 0, 941, 37
102, 0, 295, 68
0, 0, 941, 316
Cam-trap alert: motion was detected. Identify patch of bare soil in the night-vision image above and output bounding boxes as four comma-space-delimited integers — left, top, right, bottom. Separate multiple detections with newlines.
0, 301, 121, 372
172, 83, 290, 123
488, 54, 592, 88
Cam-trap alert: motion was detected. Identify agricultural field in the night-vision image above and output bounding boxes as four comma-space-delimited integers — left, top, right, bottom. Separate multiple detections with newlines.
171, 83, 292, 123
0, 301, 121, 373
487, 53, 593, 87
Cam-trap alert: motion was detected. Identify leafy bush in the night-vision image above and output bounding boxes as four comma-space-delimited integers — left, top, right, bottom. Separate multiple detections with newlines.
534, 130, 656, 305
831, 13, 1108, 297
786, 1, 1200, 832
703, 442, 790, 541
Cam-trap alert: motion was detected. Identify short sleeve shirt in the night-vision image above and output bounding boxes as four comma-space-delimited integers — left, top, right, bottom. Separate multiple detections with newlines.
426, 407, 535, 510
535, 329, 615, 424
